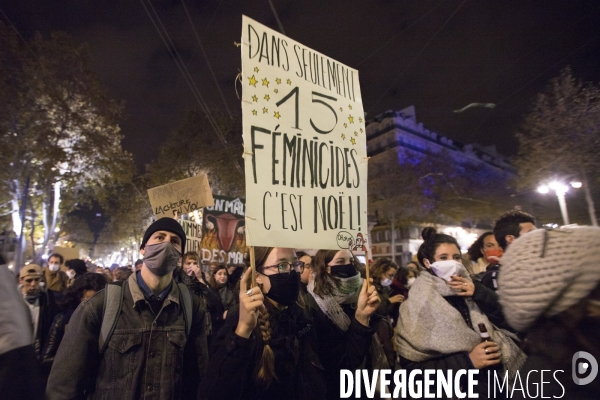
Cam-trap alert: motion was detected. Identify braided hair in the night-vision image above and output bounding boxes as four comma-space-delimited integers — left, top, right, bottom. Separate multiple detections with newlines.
243, 247, 277, 386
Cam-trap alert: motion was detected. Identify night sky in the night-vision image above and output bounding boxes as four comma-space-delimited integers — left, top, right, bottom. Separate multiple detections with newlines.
2, 0, 600, 171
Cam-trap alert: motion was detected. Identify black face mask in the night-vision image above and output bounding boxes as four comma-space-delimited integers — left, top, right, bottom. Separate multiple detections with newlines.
264, 270, 300, 307
330, 263, 357, 278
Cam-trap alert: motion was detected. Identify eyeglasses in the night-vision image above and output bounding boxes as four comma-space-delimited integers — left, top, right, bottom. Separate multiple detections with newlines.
259, 261, 305, 275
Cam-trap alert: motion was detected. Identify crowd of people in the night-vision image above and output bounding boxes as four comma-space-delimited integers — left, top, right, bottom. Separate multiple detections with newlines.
1, 211, 599, 399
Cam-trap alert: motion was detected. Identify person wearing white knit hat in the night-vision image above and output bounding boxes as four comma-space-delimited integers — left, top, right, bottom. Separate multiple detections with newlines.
498, 226, 600, 399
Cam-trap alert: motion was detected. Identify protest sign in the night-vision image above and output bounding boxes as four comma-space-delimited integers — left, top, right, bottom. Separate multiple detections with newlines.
241, 15, 368, 250
147, 174, 214, 218
179, 219, 203, 254
200, 196, 246, 267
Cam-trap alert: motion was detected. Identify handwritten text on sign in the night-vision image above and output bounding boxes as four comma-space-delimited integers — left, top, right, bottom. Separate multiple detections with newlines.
241, 16, 368, 250
147, 174, 214, 218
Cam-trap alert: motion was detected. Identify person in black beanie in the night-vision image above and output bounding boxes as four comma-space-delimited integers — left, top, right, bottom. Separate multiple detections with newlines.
47, 217, 208, 400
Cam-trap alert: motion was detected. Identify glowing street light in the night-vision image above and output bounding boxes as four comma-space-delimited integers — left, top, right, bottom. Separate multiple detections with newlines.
537, 180, 578, 225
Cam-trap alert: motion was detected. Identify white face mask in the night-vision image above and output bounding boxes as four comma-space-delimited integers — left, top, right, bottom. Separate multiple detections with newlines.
66, 269, 76, 279
48, 263, 60, 272
429, 260, 465, 282
381, 278, 393, 287
406, 277, 416, 288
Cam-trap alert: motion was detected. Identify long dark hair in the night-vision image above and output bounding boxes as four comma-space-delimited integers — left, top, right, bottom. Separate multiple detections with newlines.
417, 227, 460, 267
370, 258, 398, 285
59, 273, 109, 310
467, 232, 493, 262
312, 249, 360, 297
209, 265, 229, 290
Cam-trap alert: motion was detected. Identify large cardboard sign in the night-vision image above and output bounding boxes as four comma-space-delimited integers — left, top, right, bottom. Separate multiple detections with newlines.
200, 196, 246, 266
147, 174, 214, 218
241, 16, 368, 250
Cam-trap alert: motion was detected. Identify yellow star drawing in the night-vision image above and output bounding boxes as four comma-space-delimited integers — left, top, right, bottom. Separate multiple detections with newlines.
354, 131, 358, 136
360, 128, 364, 133
274, 89, 279, 94
348, 104, 353, 110
263, 107, 268, 114
341, 133, 346, 140
254, 67, 259, 73
343, 123, 348, 128
359, 117, 363, 123
286, 78, 292, 85
248, 75, 258, 87
276, 78, 282, 84
339, 107, 343, 112
262, 78, 270, 87
251, 94, 258, 102
274, 111, 281, 119
348, 115, 354, 124
350, 137, 356, 145
264, 94, 270, 101
252, 109, 257, 116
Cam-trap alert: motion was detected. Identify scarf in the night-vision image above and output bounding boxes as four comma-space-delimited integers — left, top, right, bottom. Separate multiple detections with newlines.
306, 273, 362, 331
395, 271, 526, 382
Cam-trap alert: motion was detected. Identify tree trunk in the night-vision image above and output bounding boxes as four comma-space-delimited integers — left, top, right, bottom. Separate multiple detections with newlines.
13, 176, 30, 273
581, 172, 598, 227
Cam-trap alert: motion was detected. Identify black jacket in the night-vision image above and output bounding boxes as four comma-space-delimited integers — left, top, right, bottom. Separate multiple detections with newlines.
480, 263, 501, 292
305, 292, 379, 400
200, 301, 327, 400
46, 272, 208, 400
31, 288, 59, 362
40, 307, 75, 373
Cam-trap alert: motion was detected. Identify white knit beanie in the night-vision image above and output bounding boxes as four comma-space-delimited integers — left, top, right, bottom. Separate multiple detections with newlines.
498, 226, 600, 332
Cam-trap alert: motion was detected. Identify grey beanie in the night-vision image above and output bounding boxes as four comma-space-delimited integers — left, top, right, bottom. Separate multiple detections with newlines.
498, 226, 600, 332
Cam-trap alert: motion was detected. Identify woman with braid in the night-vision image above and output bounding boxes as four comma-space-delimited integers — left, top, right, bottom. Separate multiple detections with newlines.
200, 247, 327, 399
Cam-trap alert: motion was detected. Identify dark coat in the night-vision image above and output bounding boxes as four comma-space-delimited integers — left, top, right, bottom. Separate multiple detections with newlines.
40, 307, 76, 373
32, 288, 59, 362
46, 273, 208, 400
200, 301, 327, 400
304, 292, 379, 400
480, 263, 501, 292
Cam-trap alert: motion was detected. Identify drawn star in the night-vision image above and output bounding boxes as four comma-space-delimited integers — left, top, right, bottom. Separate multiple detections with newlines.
360, 128, 364, 133
252, 109, 257, 116
248, 75, 258, 87
359, 117, 363, 123
343, 123, 348, 128
354, 131, 358, 136
348, 115, 355, 124
341, 133, 346, 140
262, 107, 268, 114
276, 78, 282, 84
286, 78, 292, 85
251, 94, 258, 102
254, 67, 259, 73
262, 78, 270, 87
264, 94, 270, 101
350, 137, 356, 145
274, 89, 279, 94
348, 104, 353, 110
274, 111, 281, 119
340, 107, 343, 112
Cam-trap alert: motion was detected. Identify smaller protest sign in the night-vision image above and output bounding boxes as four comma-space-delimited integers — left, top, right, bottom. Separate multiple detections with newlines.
200, 196, 246, 267
147, 174, 214, 218
179, 219, 203, 254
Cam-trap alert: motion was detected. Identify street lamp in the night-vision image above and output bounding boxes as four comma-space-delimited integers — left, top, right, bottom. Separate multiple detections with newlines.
537, 181, 581, 225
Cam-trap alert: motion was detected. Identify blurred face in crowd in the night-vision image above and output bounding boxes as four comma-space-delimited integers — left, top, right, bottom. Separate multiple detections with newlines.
326, 250, 353, 273
407, 270, 417, 280
423, 243, 462, 268
482, 234, 501, 262
20, 275, 41, 296
256, 247, 297, 294
299, 254, 312, 284
215, 269, 228, 286
184, 257, 199, 277
407, 261, 419, 270
48, 256, 62, 271
519, 222, 536, 236
383, 267, 396, 281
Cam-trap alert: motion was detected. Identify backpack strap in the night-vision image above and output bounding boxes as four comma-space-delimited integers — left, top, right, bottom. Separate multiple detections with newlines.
177, 283, 192, 337
99, 283, 124, 354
